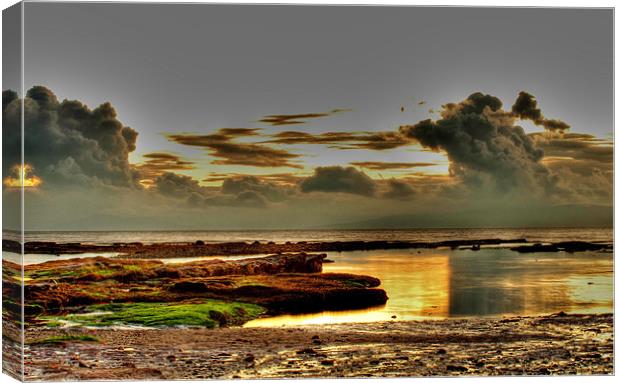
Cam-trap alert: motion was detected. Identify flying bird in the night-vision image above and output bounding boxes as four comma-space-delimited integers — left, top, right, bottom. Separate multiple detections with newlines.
418, 100, 426, 106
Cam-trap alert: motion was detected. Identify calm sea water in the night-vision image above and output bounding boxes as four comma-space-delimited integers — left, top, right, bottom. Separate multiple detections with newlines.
246, 247, 613, 326
15, 227, 614, 245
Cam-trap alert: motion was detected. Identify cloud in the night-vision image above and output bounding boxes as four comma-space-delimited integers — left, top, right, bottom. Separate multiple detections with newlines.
264, 130, 411, 150
399, 92, 553, 194
511, 91, 570, 132
167, 129, 303, 168
382, 179, 416, 200
221, 175, 292, 203
344, 131, 411, 150
2, 86, 140, 188
258, 109, 351, 126
531, 132, 612, 164
350, 161, 436, 170
300, 166, 377, 196
134, 152, 195, 188
153, 171, 294, 209
264, 131, 357, 145
204, 172, 302, 186
217, 128, 262, 137
154, 171, 206, 199
532, 132, 612, 203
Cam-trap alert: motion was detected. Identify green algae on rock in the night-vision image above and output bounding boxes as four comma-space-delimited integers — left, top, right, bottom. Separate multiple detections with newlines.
42, 300, 266, 328
4, 253, 388, 330
29, 335, 100, 345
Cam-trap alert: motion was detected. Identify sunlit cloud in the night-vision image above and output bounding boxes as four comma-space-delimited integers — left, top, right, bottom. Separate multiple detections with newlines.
134, 152, 195, 188
167, 129, 303, 169
350, 161, 436, 170
264, 130, 411, 150
258, 109, 352, 126
203, 172, 303, 186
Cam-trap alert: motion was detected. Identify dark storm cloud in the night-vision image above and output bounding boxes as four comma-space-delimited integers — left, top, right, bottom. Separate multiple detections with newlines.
299, 166, 377, 196
258, 109, 351, 126
511, 91, 570, 132
382, 178, 416, 200
399, 92, 552, 193
167, 129, 302, 169
2, 86, 140, 187
3, 89, 17, 110
350, 161, 436, 170
265, 130, 411, 150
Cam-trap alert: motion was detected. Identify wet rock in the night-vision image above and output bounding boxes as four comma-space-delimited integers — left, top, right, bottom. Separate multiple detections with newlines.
208, 310, 229, 327
538, 367, 551, 375
447, 365, 468, 372
511, 241, 611, 253
169, 281, 209, 293
11, 237, 529, 257
244, 354, 255, 363
296, 348, 317, 355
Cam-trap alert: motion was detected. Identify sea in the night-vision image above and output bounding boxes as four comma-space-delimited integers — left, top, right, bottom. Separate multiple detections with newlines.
14, 226, 614, 245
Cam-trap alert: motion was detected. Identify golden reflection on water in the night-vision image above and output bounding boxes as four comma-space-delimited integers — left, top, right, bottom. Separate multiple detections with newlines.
246, 252, 451, 327
244, 248, 613, 328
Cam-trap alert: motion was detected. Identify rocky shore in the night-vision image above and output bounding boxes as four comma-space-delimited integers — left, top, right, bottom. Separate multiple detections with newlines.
20, 313, 613, 380
5, 238, 519, 256
4, 238, 612, 258
3, 237, 613, 380
3, 253, 387, 326
510, 241, 612, 253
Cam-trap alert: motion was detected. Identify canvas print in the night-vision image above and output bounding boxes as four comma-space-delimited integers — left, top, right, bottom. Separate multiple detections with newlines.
2, 2, 614, 381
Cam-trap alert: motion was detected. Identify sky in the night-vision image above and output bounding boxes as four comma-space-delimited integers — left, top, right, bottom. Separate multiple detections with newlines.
2, 3, 613, 230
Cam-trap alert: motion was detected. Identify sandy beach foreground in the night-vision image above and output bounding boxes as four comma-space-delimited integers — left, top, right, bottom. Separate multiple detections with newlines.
21, 313, 612, 380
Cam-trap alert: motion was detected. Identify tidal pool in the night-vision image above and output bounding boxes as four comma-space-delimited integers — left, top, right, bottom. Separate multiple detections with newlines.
245, 248, 613, 327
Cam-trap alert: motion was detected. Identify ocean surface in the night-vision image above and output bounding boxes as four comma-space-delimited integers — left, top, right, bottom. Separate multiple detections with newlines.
3, 227, 614, 325
12, 227, 614, 245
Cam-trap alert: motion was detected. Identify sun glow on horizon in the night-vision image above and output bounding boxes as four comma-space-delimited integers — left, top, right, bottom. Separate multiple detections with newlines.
3, 164, 43, 188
